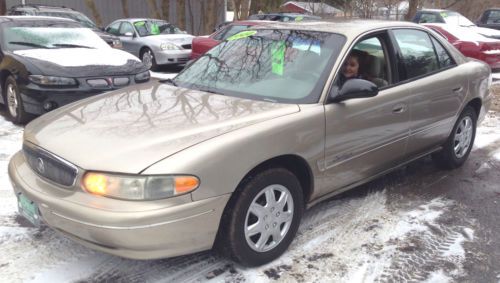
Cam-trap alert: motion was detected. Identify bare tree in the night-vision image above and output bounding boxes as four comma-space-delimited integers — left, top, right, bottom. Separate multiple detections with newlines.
177, 0, 186, 30
0, 0, 6, 15
162, 0, 170, 21
232, 0, 251, 20
405, 0, 419, 20
84, 0, 103, 27
147, 0, 162, 19
121, 0, 129, 18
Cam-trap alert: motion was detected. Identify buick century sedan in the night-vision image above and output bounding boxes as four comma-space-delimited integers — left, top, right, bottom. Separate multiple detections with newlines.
9, 21, 491, 266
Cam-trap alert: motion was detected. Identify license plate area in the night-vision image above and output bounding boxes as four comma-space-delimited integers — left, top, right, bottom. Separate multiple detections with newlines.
17, 194, 41, 227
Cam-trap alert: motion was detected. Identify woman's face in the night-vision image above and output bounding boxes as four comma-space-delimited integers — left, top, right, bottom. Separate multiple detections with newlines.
342, 56, 359, 78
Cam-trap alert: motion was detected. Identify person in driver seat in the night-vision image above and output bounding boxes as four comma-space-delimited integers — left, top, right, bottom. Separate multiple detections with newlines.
337, 49, 368, 87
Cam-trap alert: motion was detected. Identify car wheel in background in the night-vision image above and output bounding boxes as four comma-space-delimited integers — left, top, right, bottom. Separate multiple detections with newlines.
433, 106, 477, 169
4, 76, 32, 124
140, 47, 158, 71
217, 168, 304, 266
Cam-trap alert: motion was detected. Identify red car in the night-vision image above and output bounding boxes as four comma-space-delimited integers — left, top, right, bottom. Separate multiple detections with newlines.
424, 23, 500, 71
191, 21, 270, 60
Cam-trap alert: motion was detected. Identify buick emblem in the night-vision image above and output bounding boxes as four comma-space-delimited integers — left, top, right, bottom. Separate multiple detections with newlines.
36, 158, 45, 174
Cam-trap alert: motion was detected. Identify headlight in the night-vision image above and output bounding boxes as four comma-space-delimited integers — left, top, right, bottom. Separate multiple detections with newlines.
29, 75, 77, 86
160, 42, 180, 50
82, 172, 199, 200
135, 70, 150, 82
112, 39, 122, 49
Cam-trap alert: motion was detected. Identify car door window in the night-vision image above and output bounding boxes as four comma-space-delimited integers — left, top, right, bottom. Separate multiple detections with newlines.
430, 37, 455, 68
119, 22, 134, 36
393, 29, 440, 80
106, 22, 121, 36
486, 10, 500, 24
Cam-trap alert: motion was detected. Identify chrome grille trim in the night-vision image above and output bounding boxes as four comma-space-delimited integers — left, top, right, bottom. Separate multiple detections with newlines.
23, 143, 78, 187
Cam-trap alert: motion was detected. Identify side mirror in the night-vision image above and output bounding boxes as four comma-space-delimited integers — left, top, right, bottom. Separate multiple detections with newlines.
331, 79, 379, 102
124, 32, 135, 37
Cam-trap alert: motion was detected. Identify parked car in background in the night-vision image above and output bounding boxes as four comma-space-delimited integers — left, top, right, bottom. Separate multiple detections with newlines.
476, 8, 500, 31
9, 20, 491, 267
8, 4, 122, 49
0, 16, 150, 124
248, 12, 321, 21
413, 9, 500, 39
105, 18, 194, 70
424, 23, 500, 72
191, 20, 270, 60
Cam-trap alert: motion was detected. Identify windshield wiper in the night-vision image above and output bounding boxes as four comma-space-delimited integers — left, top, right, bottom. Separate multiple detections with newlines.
8, 41, 50, 49
52, 43, 93, 49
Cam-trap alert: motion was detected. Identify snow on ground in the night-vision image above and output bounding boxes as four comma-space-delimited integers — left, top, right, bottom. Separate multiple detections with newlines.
150, 71, 177, 80
0, 110, 498, 282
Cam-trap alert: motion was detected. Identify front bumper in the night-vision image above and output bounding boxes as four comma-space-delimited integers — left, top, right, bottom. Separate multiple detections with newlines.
8, 151, 230, 260
154, 49, 191, 65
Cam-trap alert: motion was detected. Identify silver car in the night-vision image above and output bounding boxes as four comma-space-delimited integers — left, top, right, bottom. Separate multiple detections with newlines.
105, 18, 194, 70
9, 21, 492, 266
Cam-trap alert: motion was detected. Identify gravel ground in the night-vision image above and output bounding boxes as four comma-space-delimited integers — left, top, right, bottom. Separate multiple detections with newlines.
0, 81, 498, 283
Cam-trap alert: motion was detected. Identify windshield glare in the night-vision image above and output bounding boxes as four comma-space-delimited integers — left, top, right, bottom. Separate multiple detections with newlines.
444, 12, 475, 26
174, 30, 345, 104
2, 23, 110, 51
133, 20, 184, 36
38, 11, 97, 28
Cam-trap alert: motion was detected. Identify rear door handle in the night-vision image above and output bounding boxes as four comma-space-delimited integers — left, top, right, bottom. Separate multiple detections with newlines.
392, 103, 407, 114
452, 86, 463, 92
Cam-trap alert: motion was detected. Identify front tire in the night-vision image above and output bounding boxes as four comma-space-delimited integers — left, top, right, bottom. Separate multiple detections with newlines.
433, 106, 477, 169
140, 48, 158, 71
4, 76, 32, 124
217, 168, 304, 266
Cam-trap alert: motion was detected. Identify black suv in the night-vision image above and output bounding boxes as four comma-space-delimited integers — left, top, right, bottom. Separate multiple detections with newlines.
8, 4, 122, 49
477, 8, 500, 31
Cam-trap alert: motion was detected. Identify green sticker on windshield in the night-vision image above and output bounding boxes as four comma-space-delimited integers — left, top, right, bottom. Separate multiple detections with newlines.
227, 30, 257, 41
271, 41, 286, 76
134, 21, 146, 27
440, 12, 447, 18
151, 23, 160, 35
295, 16, 304, 22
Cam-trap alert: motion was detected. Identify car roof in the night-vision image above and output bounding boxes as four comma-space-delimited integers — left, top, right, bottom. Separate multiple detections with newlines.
9, 4, 75, 11
0, 15, 77, 23
252, 20, 421, 36
231, 20, 275, 26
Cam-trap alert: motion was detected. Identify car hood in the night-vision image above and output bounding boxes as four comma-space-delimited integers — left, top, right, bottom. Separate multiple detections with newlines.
142, 34, 194, 46
471, 26, 500, 39
24, 82, 300, 173
13, 48, 145, 77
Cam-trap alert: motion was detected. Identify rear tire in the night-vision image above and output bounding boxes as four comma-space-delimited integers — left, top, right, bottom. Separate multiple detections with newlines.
432, 106, 477, 169
4, 76, 33, 124
217, 168, 304, 267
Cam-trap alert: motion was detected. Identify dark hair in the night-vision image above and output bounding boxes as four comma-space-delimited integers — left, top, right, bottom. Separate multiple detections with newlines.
347, 49, 368, 75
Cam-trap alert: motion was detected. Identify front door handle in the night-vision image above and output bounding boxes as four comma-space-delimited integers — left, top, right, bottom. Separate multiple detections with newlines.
452, 86, 463, 92
392, 103, 407, 114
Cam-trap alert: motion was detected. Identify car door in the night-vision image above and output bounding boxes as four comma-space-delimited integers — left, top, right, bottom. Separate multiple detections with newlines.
390, 28, 467, 157
117, 22, 142, 57
319, 31, 411, 196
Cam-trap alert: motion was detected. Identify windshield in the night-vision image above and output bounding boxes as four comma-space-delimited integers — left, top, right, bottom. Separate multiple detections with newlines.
443, 11, 475, 27
37, 11, 97, 28
133, 20, 184, 37
1, 21, 110, 51
174, 29, 345, 104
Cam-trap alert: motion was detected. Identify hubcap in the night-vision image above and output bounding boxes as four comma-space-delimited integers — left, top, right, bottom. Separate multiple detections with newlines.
6, 83, 18, 118
142, 51, 153, 69
453, 116, 473, 159
244, 184, 294, 253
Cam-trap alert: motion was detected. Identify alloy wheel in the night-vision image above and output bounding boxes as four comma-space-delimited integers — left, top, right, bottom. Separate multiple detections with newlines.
244, 184, 294, 253
142, 51, 153, 70
453, 116, 473, 159
6, 83, 18, 118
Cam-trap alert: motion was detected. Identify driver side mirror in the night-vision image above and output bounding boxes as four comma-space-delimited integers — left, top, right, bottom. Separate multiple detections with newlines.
124, 32, 135, 38
330, 79, 379, 102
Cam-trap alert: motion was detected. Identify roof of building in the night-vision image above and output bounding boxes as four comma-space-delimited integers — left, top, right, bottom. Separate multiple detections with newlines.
281, 1, 343, 14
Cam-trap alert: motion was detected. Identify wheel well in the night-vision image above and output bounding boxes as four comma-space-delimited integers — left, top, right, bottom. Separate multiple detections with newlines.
139, 46, 150, 57
466, 98, 481, 116
0, 70, 12, 102
240, 155, 314, 205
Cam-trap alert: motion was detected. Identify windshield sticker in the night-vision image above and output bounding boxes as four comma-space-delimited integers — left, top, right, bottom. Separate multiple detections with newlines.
271, 41, 286, 75
151, 23, 160, 35
134, 21, 146, 27
440, 12, 448, 18
227, 30, 257, 41
295, 16, 304, 22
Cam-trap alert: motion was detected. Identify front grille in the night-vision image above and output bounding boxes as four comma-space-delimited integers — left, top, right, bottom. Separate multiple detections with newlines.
182, 44, 192, 49
23, 144, 78, 187
178, 57, 189, 63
